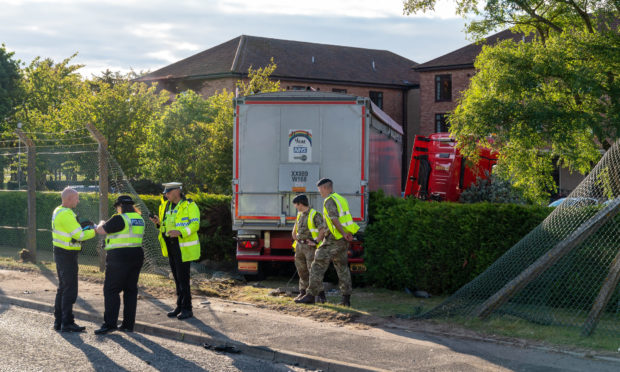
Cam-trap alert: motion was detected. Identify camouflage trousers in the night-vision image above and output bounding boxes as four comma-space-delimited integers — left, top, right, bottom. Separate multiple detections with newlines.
294, 243, 318, 291
307, 238, 352, 296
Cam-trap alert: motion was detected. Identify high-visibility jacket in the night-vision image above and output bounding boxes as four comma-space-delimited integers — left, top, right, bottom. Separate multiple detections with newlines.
51, 206, 95, 251
158, 197, 201, 262
323, 193, 360, 240
105, 212, 145, 250
292, 208, 322, 249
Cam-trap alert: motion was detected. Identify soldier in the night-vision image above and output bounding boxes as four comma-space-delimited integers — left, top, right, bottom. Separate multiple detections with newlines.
296, 178, 359, 306
291, 194, 326, 303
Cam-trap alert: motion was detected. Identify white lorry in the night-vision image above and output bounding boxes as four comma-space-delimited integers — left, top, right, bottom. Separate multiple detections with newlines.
232, 91, 402, 278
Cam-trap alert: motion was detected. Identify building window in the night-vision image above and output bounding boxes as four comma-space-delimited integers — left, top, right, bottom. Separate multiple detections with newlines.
369, 91, 383, 109
435, 113, 450, 133
332, 88, 347, 93
290, 85, 306, 91
435, 74, 452, 102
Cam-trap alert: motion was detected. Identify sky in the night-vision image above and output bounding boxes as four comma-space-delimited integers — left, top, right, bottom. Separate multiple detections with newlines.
0, 0, 473, 77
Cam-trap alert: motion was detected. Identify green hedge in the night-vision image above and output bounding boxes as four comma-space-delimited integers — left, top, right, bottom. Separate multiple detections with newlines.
0, 191, 233, 262
364, 192, 552, 294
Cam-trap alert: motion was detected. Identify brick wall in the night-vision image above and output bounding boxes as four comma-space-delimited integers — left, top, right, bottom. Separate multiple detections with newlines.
418, 68, 475, 135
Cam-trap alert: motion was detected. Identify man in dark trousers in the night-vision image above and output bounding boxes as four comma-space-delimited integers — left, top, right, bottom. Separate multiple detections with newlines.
150, 182, 201, 320
51, 187, 96, 332
93, 195, 145, 335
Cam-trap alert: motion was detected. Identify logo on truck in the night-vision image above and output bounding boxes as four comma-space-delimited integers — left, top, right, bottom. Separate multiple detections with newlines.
289, 130, 312, 163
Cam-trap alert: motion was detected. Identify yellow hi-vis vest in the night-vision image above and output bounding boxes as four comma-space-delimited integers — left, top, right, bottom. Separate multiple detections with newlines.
51, 206, 96, 251
105, 212, 145, 250
323, 193, 360, 240
292, 208, 322, 249
158, 197, 201, 262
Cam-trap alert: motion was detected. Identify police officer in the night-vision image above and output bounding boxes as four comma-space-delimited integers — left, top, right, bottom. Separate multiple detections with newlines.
51, 187, 96, 332
296, 178, 359, 306
291, 194, 326, 303
149, 182, 200, 320
93, 195, 145, 335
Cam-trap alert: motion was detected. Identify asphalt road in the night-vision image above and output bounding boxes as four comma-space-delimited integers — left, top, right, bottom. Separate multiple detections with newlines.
0, 305, 307, 372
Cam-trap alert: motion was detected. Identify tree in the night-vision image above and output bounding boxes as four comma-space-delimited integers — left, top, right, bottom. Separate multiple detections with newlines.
140, 59, 282, 193
85, 72, 169, 178
404, 1, 619, 202
403, 0, 617, 39
0, 44, 22, 129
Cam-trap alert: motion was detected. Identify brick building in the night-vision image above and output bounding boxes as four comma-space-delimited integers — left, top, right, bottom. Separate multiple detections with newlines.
137, 35, 421, 174
414, 29, 583, 194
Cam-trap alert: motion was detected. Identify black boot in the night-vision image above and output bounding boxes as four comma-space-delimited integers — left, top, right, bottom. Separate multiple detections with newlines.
177, 309, 193, 320
94, 323, 118, 335
295, 293, 315, 304
316, 291, 327, 304
338, 294, 351, 307
294, 289, 306, 301
167, 308, 181, 318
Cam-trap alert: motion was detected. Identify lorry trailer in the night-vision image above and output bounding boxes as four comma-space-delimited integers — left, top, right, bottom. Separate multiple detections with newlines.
232, 91, 403, 278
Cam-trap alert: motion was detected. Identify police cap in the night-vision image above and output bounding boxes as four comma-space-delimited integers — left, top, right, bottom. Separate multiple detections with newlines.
113, 195, 135, 207
162, 182, 183, 194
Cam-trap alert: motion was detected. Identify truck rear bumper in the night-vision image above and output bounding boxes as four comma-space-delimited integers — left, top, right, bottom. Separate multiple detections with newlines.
236, 255, 364, 263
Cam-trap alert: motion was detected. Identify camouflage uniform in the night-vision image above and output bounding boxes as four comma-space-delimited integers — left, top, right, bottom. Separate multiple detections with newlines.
306, 197, 352, 296
294, 209, 325, 291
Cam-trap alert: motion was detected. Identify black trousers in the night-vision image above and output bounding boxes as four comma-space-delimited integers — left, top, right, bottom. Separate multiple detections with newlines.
54, 247, 79, 326
103, 247, 144, 328
165, 237, 192, 310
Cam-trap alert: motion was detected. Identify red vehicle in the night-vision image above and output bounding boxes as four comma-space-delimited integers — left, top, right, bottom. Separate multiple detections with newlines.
404, 133, 497, 202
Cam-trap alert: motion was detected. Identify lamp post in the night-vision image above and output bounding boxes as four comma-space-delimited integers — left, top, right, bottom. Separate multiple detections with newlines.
17, 122, 22, 189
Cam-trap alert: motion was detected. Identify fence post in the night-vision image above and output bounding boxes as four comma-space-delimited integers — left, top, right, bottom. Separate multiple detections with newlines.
475, 198, 620, 320
85, 123, 108, 272
15, 129, 37, 263
582, 249, 620, 336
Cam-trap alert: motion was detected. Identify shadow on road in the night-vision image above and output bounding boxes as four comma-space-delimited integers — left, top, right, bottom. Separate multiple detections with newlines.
37, 261, 100, 316
140, 293, 233, 341
59, 333, 128, 372
110, 332, 204, 370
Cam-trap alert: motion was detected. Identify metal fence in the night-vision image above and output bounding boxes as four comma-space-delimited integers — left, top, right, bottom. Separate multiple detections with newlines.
0, 124, 171, 284
422, 141, 620, 337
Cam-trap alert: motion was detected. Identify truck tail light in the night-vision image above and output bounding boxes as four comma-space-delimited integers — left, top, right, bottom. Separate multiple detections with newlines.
348, 241, 364, 258
237, 234, 260, 251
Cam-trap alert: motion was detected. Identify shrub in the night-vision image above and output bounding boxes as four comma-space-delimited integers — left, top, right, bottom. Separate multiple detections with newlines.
364, 196, 551, 294
0, 191, 233, 263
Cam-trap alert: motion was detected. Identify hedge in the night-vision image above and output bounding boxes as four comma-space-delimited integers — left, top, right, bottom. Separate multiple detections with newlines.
0, 191, 233, 262
364, 192, 552, 295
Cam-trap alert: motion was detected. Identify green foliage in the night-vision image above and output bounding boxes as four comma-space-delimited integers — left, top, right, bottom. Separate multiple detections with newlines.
450, 29, 619, 202
237, 58, 282, 96
0, 191, 233, 262
85, 73, 168, 178
403, 2, 619, 202
459, 173, 526, 204
403, 0, 617, 39
140, 59, 282, 194
364, 198, 551, 294
0, 44, 22, 127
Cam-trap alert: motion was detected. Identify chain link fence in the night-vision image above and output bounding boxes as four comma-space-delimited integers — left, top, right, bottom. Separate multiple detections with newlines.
421, 141, 620, 337
0, 126, 172, 285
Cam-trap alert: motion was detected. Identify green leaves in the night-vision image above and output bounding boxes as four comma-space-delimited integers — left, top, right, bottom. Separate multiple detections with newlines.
0, 44, 22, 128
450, 28, 619, 202
364, 193, 551, 293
